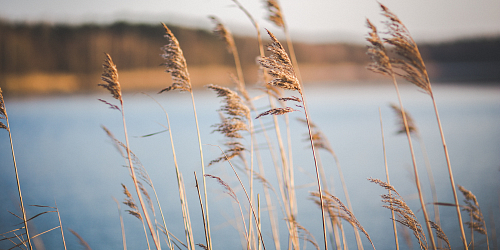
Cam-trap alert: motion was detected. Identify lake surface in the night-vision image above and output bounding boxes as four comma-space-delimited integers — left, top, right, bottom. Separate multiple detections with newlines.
1, 83, 499, 249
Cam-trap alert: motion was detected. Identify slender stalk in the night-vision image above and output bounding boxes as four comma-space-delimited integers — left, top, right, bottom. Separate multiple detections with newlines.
145, 93, 193, 250
299, 90, 328, 250
378, 108, 399, 250
55, 200, 67, 250
0, 89, 32, 250
391, 73, 436, 249
429, 90, 468, 248
120, 100, 161, 250
112, 197, 127, 250
194, 172, 210, 250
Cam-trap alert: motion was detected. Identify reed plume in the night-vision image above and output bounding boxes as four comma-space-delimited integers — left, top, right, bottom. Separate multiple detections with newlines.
257, 29, 327, 250
207, 84, 250, 166
458, 185, 489, 249
121, 183, 151, 250
377, 3, 468, 248
312, 191, 375, 250
98, 53, 160, 249
159, 23, 191, 93
0, 87, 33, 250
366, 14, 436, 249
429, 221, 450, 250
369, 178, 427, 250
264, 0, 302, 82
209, 16, 245, 86
160, 22, 213, 249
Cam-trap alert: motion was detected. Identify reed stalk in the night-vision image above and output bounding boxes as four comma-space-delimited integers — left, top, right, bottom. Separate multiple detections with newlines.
98, 53, 160, 249
54, 200, 67, 250
0, 87, 33, 250
112, 197, 127, 250
147, 95, 195, 250
378, 108, 399, 250
389, 103, 442, 248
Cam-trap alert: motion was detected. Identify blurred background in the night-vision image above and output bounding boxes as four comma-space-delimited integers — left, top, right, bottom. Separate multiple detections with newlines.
1, 0, 499, 95
1, 0, 499, 250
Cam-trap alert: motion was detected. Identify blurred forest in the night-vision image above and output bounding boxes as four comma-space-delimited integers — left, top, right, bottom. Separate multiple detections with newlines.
1, 20, 499, 95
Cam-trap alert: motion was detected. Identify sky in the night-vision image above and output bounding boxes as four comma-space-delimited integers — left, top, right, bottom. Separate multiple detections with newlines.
1, 0, 499, 44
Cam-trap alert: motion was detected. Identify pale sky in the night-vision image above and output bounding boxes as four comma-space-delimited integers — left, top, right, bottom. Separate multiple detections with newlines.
1, 0, 499, 43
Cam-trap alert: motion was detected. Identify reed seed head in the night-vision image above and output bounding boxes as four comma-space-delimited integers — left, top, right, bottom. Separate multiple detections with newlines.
458, 185, 487, 235
264, 0, 285, 28
259, 30, 301, 92
370, 178, 427, 249
121, 183, 142, 220
255, 107, 296, 119
208, 141, 245, 166
98, 53, 122, 102
160, 23, 192, 93
429, 221, 451, 250
389, 103, 418, 135
209, 16, 236, 54
379, 3, 431, 95
207, 84, 250, 120
366, 18, 393, 76
205, 174, 239, 203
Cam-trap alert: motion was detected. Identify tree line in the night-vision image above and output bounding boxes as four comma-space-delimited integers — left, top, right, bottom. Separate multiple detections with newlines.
1, 20, 498, 75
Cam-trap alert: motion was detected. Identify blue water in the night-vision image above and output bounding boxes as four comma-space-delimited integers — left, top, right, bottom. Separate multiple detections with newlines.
1, 83, 499, 249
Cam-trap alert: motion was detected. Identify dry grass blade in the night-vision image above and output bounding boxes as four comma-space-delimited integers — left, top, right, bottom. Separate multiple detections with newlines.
68, 228, 92, 250
429, 221, 450, 250
160, 23, 192, 93
366, 19, 393, 76
369, 178, 427, 250
98, 53, 122, 101
259, 30, 300, 92
379, 3, 431, 94
389, 103, 418, 135
264, 0, 284, 28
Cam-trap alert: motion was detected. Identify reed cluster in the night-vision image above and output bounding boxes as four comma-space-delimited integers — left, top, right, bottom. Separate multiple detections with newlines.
1, 1, 495, 250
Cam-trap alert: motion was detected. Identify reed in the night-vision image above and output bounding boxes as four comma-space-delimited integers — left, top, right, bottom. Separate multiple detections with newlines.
366, 14, 436, 250
378, 109, 399, 250
98, 53, 161, 249
0, 87, 32, 250
389, 103, 442, 247
458, 185, 489, 249
369, 178, 427, 250
159, 23, 213, 250
256, 30, 328, 250
377, 4, 468, 248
